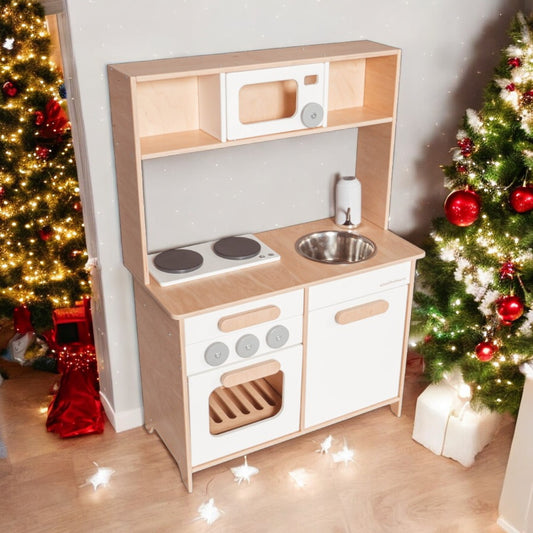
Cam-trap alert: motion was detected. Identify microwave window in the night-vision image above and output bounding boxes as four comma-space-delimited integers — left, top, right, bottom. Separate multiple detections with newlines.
239, 79, 297, 124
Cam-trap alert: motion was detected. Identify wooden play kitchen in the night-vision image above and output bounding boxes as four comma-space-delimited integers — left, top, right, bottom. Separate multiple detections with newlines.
108, 40, 424, 492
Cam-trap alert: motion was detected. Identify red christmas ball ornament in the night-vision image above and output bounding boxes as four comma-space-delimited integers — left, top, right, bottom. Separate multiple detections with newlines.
506, 82, 516, 92
509, 184, 533, 213
2, 80, 18, 97
475, 341, 498, 362
507, 57, 521, 68
444, 188, 481, 226
456, 164, 468, 174
39, 225, 54, 241
73, 201, 82, 212
497, 295, 524, 325
0, 185, 5, 201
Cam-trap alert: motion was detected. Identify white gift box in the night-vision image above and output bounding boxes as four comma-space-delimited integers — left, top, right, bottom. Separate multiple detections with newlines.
412, 379, 502, 466
412, 380, 458, 455
442, 404, 502, 467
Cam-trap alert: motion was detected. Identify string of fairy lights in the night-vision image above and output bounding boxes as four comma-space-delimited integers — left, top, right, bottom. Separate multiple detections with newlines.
78, 435, 357, 526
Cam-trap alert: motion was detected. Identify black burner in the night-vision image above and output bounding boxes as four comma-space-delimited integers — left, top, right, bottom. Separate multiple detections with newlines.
213, 236, 261, 260
153, 248, 203, 273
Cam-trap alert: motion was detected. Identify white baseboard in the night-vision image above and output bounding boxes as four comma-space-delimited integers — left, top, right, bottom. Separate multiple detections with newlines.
100, 391, 143, 433
497, 516, 520, 533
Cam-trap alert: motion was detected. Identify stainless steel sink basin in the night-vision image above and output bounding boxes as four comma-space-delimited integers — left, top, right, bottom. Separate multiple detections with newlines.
295, 230, 376, 264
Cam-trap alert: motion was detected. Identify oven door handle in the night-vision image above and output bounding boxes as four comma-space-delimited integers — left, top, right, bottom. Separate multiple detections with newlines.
221, 359, 281, 388
218, 305, 281, 332
335, 299, 389, 325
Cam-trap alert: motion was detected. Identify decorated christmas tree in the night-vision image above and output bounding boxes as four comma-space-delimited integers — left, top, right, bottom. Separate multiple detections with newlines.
412, 12, 533, 417
0, 0, 89, 332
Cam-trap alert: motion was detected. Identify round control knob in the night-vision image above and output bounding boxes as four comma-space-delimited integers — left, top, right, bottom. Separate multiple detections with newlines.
235, 334, 259, 358
301, 102, 324, 128
266, 325, 289, 349
204, 341, 229, 367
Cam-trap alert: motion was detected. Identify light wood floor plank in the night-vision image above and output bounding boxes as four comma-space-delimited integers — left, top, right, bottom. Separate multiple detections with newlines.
0, 358, 513, 532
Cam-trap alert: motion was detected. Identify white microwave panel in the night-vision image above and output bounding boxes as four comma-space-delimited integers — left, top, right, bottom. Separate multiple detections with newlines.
226, 62, 328, 140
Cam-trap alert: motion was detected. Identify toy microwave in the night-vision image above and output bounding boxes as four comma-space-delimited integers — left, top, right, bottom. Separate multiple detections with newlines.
214, 62, 329, 141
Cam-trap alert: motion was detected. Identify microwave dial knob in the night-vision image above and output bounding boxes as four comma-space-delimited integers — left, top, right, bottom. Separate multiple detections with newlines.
236, 334, 259, 358
204, 341, 229, 366
301, 102, 324, 128
266, 325, 289, 349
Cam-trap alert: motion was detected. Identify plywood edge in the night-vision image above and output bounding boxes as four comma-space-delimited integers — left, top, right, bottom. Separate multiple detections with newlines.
108, 67, 150, 284
133, 281, 192, 491
108, 41, 400, 81
391, 259, 421, 418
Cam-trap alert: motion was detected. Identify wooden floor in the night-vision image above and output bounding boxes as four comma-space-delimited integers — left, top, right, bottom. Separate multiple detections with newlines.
0, 357, 515, 533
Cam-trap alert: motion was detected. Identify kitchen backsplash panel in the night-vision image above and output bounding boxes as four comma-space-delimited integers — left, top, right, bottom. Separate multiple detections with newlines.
142, 128, 357, 252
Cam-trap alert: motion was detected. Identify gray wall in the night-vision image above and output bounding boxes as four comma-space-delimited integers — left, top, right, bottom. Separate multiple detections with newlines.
143, 130, 358, 252
62, 0, 526, 429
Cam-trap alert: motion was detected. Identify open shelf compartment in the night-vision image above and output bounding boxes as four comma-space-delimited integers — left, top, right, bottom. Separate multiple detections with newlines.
131, 46, 399, 159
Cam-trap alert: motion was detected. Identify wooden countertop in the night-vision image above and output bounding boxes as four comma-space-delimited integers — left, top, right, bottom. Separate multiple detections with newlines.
145, 217, 425, 319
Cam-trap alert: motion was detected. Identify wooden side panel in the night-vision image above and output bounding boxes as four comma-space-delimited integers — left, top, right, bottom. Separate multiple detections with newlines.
133, 280, 192, 491
107, 66, 149, 284
390, 259, 418, 417
357, 122, 394, 229
364, 54, 399, 116
356, 53, 400, 230
198, 73, 224, 140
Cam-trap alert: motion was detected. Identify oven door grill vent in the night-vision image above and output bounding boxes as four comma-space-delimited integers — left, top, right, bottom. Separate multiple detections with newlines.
209, 374, 283, 435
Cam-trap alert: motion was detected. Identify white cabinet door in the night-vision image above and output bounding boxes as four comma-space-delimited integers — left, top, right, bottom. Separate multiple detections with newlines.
304, 284, 408, 428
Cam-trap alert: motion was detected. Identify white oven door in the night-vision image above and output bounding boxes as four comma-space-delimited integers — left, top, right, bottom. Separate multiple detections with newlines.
188, 345, 302, 467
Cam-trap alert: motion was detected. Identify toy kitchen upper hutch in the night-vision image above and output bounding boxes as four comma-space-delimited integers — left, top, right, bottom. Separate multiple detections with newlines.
107, 40, 424, 492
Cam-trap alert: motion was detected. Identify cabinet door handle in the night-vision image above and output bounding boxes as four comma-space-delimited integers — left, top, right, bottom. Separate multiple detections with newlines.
335, 299, 389, 325
220, 359, 281, 388
218, 305, 281, 332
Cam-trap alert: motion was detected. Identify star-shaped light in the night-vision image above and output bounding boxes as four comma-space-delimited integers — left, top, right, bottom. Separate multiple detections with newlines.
197, 498, 222, 525
332, 442, 355, 465
316, 435, 333, 454
85, 462, 115, 490
230, 456, 259, 485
